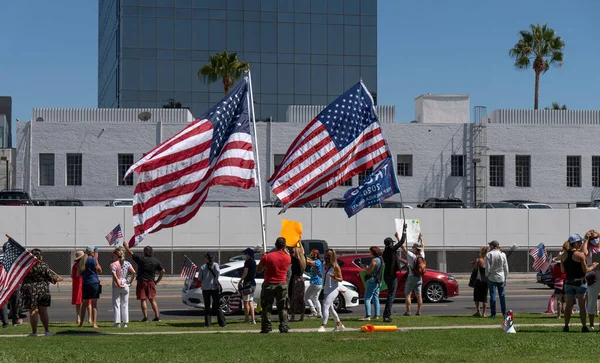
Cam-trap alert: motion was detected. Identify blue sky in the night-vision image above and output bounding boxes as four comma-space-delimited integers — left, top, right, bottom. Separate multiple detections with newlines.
1, 0, 598, 144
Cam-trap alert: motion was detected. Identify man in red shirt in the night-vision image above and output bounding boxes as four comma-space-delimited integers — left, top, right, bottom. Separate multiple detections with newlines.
257, 237, 291, 333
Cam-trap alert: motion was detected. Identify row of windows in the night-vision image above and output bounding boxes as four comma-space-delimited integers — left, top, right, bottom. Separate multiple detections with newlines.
121, 0, 377, 16
38, 154, 134, 187
121, 16, 376, 56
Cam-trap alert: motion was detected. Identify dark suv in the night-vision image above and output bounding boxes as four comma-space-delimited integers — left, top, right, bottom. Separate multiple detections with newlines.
0, 189, 34, 206
418, 198, 466, 208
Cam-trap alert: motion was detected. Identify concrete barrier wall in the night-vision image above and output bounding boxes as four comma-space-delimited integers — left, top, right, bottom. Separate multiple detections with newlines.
5, 207, 600, 250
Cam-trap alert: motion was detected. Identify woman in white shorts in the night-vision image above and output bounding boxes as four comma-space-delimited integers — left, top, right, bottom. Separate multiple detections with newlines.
239, 248, 257, 324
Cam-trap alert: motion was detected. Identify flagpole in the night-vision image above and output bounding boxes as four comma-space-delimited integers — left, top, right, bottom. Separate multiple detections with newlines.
246, 70, 267, 254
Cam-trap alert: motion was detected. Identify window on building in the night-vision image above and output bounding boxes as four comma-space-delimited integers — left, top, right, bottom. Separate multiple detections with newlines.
489, 155, 504, 187
118, 154, 134, 186
593, 156, 600, 187
66, 153, 82, 186
397, 155, 413, 176
515, 155, 531, 187
39, 154, 55, 186
358, 167, 373, 184
567, 156, 581, 187
451, 155, 465, 177
340, 177, 352, 186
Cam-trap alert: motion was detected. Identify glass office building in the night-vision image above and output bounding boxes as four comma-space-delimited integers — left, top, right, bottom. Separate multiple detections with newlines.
98, 0, 377, 122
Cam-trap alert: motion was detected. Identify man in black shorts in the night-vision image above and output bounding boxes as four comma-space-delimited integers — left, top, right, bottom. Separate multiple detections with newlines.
123, 242, 165, 322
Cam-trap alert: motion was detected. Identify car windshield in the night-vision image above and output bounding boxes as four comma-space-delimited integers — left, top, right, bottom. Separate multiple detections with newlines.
0, 193, 29, 200
492, 203, 516, 208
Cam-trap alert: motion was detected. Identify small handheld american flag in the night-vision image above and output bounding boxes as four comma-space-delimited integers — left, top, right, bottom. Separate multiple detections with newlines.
180, 255, 198, 280
529, 243, 550, 272
105, 224, 124, 246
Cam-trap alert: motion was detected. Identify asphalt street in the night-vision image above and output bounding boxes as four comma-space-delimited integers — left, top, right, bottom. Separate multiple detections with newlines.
28, 280, 557, 324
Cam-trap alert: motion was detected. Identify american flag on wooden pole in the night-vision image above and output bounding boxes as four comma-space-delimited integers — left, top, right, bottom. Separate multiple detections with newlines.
268, 81, 390, 212
125, 78, 256, 247
105, 224, 124, 246
530, 243, 551, 272
180, 255, 198, 280
0, 236, 38, 309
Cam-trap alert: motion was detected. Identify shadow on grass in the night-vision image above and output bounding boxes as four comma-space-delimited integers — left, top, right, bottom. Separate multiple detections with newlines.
161, 310, 205, 317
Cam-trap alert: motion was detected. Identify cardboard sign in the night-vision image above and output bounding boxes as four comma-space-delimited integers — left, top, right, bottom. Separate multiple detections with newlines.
280, 219, 303, 247
395, 219, 421, 244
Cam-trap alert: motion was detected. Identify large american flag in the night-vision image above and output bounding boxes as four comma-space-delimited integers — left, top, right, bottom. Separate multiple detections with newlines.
105, 224, 124, 246
0, 237, 38, 309
125, 79, 255, 246
268, 82, 389, 211
530, 243, 551, 272
180, 255, 198, 280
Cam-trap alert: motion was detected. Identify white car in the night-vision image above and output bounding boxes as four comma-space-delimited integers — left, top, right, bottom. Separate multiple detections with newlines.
181, 261, 359, 313
107, 199, 133, 207
517, 203, 552, 209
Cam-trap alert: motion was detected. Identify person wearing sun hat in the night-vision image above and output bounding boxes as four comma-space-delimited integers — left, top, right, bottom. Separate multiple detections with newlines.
71, 251, 91, 325
560, 233, 598, 333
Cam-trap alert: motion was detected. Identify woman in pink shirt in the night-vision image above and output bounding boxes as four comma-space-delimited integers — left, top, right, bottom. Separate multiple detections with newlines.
110, 249, 136, 328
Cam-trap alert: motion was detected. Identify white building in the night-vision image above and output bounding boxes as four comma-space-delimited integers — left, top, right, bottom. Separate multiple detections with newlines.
15, 100, 600, 207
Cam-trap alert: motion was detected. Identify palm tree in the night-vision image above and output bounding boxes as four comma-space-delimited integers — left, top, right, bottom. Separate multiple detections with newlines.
509, 24, 565, 110
545, 102, 567, 110
197, 50, 250, 94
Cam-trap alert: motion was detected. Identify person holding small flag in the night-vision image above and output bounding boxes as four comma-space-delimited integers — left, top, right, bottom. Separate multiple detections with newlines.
21, 249, 63, 337
123, 242, 164, 322
110, 248, 136, 328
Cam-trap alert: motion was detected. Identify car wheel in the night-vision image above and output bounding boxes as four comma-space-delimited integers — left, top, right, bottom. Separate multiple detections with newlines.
424, 282, 445, 303
333, 294, 346, 312
219, 292, 234, 315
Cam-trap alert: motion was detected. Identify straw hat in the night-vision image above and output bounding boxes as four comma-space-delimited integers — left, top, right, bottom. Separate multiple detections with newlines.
74, 250, 85, 261
552, 250, 564, 263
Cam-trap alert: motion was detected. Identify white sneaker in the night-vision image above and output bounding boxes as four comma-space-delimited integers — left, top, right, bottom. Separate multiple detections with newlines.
44, 331, 52, 337
122, 324, 128, 328
112, 323, 121, 328
317, 326, 326, 333
359, 317, 371, 321
251, 321, 256, 325
28, 333, 37, 337
333, 325, 346, 332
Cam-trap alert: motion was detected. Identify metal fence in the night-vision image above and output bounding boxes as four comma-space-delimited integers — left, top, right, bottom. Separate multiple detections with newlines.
38, 246, 595, 277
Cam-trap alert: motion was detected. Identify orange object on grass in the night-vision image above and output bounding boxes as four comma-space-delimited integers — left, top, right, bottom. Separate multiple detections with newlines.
360, 324, 398, 333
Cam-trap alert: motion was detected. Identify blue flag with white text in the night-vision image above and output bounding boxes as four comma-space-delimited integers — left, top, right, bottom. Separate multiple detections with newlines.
343, 157, 400, 218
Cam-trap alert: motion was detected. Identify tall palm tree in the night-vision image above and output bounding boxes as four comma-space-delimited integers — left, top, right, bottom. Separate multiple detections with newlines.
545, 102, 567, 110
509, 24, 565, 110
197, 50, 250, 94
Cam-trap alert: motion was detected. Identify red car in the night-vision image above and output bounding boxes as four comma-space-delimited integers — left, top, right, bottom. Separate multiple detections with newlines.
337, 254, 459, 303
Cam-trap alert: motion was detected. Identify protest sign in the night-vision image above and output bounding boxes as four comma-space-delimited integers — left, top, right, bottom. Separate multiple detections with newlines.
395, 219, 421, 244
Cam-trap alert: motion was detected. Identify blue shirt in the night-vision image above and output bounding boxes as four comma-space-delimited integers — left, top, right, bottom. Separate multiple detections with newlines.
243, 259, 257, 286
368, 257, 382, 282
310, 259, 323, 285
82, 257, 100, 285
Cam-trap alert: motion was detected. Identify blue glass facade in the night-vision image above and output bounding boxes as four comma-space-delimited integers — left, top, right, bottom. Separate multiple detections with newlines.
98, 0, 378, 122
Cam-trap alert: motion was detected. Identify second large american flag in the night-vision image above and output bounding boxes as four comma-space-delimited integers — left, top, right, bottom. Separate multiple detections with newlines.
268, 82, 390, 211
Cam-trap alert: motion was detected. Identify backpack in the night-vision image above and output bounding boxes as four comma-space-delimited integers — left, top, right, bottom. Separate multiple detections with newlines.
413, 256, 426, 277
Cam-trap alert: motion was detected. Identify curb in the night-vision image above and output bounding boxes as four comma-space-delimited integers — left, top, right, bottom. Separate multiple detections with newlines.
0, 324, 569, 338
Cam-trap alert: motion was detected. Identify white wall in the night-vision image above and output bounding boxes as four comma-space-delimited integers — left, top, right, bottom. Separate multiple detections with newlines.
6, 207, 600, 251
16, 113, 600, 207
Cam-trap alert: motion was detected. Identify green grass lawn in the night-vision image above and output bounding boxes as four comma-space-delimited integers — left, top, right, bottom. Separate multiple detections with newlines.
0, 313, 565, 335
0, 326, 598, 363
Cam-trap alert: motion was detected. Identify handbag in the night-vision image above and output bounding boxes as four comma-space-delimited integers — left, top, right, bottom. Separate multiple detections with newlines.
468, 268, 477, 288
240, 284, 253, 296
586, 271, 596, 286
206, 265, 223, 294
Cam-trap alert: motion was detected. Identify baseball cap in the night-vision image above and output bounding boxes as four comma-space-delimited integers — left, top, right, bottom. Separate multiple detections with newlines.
488, 240, 500, 248
242, 248, 255, 256
568, 234, 583, 244
205, 252, 215, 259
412, 242, 423, 250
